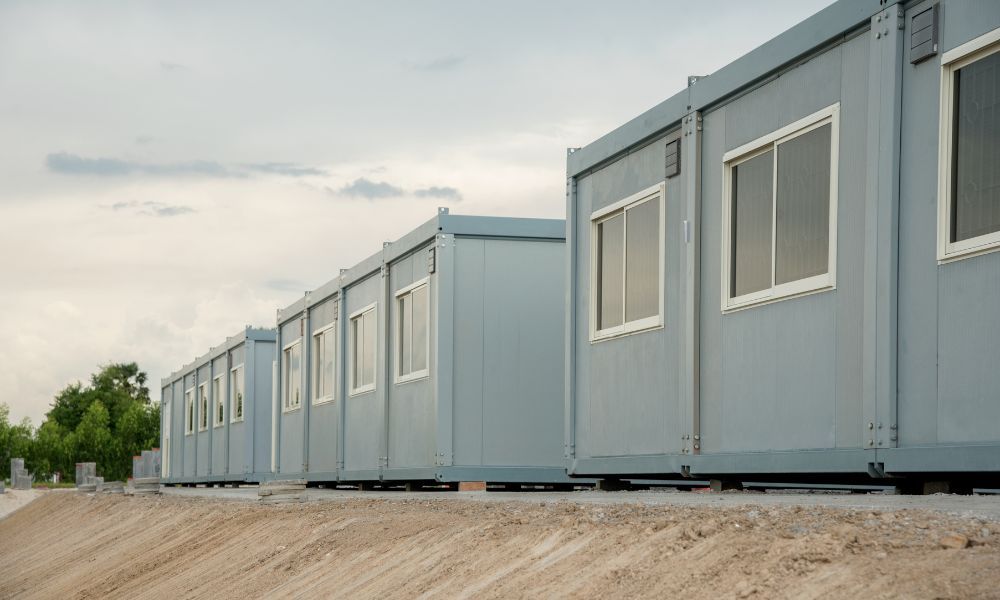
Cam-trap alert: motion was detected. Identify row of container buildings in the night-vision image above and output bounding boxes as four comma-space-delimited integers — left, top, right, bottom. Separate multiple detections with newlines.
162, 0, 1000, 492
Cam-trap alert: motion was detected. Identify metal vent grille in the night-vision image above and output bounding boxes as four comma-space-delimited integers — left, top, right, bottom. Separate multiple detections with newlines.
910, 5, 938, 65
665, 140, 680, 178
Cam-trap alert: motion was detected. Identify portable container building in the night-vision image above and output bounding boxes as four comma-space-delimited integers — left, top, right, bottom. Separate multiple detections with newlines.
565, 0, 1000, 491
271, 208, 570, 486
161, 327, 276, 484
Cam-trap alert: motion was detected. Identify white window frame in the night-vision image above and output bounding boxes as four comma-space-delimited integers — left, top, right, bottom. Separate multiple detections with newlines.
212, 374, 225, 428
721, 103, 840, 312
282, 340, 303, 413
230, 363, 245, 423
197, 382, 209, 432
312, 322, 337, 405
184, 388, 194, 435
589, 182, 666, 342
394, 277, 431, 384
349, 302, 378, 396
937, 27, 1000, 262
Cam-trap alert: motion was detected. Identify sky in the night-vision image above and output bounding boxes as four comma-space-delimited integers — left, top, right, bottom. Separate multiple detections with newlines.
0, 0, 835, 426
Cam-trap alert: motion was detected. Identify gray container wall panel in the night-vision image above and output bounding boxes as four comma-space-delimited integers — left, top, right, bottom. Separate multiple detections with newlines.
307, 296, 339, 474
453, 241, 486, 466
343, 274, 383, 473
253, 341, 275, 475
278, 316, 304, 475
478, 238, 566, 467
387, 247, 436, 470
227, 344, 247, 474
182, 376, 196, 478
211, 356, 227, 475
196, 365, 211, 476
280, 409, 304, 474
310, 297, 338, 333
896, 0, 1000, 449
938, 260, 1000, 444
308, 402, 339, 473
699, 37, 868, 454
228, 422, 246, 475
572, 137, 684, 459
212, 424, 226, 475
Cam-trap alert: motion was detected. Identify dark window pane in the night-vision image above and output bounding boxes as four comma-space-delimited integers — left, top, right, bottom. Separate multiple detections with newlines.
625, 197, 660, 322
731, 150, 774, 297
953, 51, 1000, 243
775, 124, 832, 284
597, 214, 625, 329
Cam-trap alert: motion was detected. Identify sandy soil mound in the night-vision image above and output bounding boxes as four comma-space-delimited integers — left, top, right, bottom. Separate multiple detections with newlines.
0, 493, 997, 599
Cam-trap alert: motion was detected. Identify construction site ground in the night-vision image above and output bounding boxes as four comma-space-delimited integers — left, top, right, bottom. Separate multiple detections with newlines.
1, 486, 998, 599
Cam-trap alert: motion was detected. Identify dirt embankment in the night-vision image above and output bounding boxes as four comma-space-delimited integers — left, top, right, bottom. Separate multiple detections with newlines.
0, 492, 998, 599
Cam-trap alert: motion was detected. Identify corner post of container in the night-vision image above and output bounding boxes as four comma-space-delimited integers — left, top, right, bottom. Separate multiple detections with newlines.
434, 228, 456, 470
379, 243, 392, 477
337, 274, 348, 475
863, 3, 904, 464
564, 153, 578, 470
301, 303, 311, 475
245, 332, 263, 479
224, 337, 232, 479
681, 110, 703, 457
271, 310, 281, 476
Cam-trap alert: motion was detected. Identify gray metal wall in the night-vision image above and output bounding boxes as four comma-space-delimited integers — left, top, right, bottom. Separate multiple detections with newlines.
228, 344, 246, 476
699, 32, 868, 457
570, 137, 685, 461
277, 317, 304, 475
567, 0, 1000, 479
196, 364, 211, 477
182, 374, 196, 478
453, 237, 566, 468
307, 297, 340, 475
342, 272, 383, 478
891, 0, 1000, 470
386, 244, 437, 471
251, 339, 275, 478
211, 354, 227, 475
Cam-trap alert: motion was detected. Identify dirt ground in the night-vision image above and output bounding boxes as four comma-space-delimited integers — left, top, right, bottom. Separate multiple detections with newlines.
0, 489, 40, 521
1, 491, 999, 599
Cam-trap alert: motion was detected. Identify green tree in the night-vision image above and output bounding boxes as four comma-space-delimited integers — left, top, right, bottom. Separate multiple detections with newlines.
2, 363, 159, 483
75, 400, 114, 469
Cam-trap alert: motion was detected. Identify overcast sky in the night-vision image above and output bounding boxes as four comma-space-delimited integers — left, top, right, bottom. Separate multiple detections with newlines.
0, 0, 834, 425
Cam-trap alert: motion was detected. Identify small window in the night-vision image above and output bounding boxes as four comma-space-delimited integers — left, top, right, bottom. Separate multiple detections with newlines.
230, 364, 245, 422
198, 383, 208, 431
313, 323, 336, 404
349, 303, 377, 395
722, 104, 839, 311
395, 279, 430, 383
938, 28, 1000, 261
212, 375, 224, 427
185, 389, 194, 435
282, 341, 302, 411
590, 183, 664, 340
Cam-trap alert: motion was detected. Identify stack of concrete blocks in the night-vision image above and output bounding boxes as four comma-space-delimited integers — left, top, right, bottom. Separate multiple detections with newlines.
128, 448, 162, 496
131, 477, 161, 495
258, 480, 306, 504
101, 480, 125, 494
13, 471, 32, 490
10, 459, 32, 490
76, 463, 99, 492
